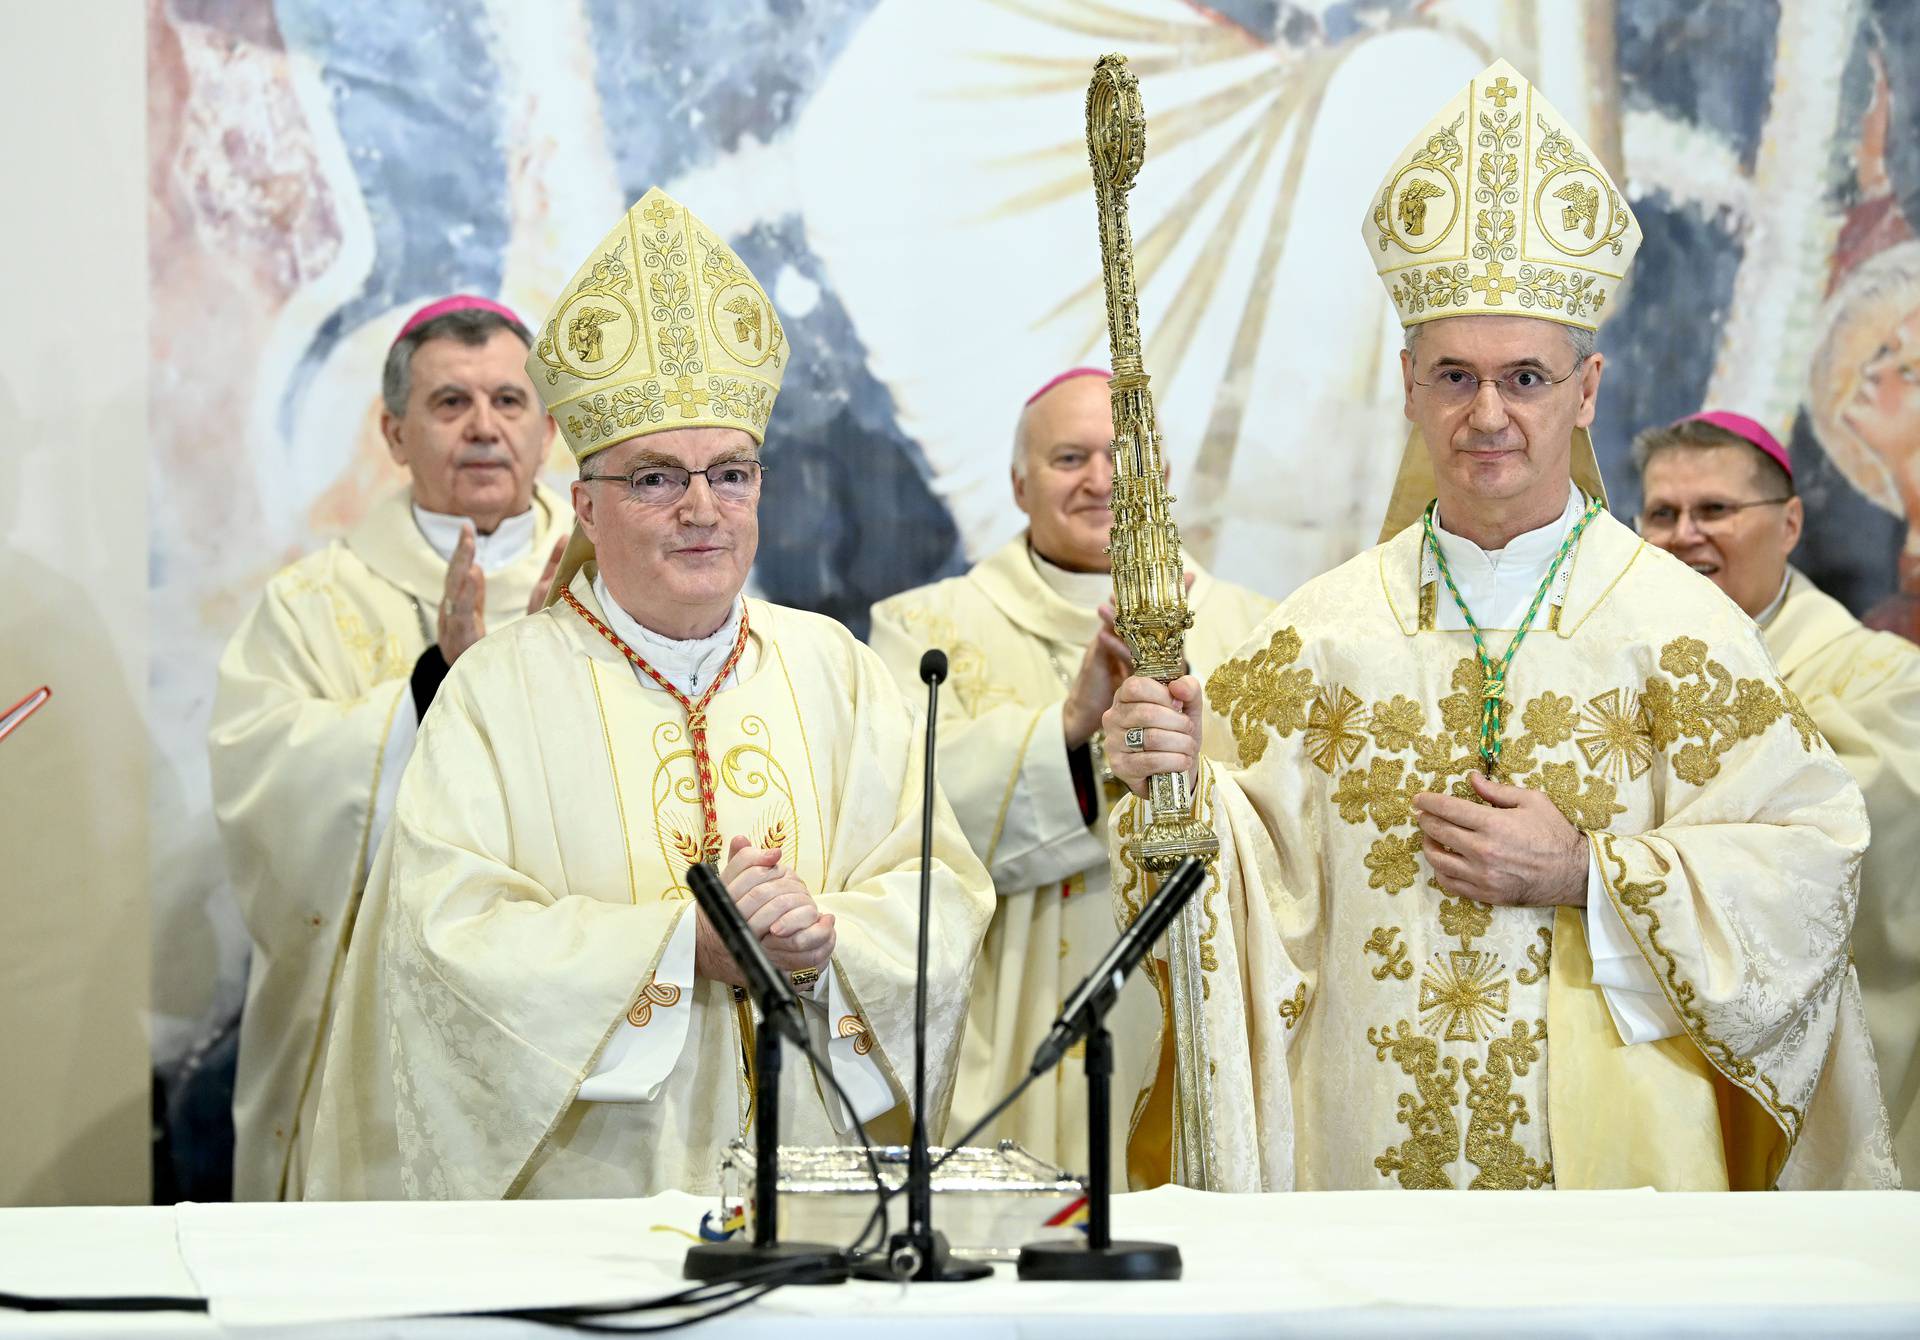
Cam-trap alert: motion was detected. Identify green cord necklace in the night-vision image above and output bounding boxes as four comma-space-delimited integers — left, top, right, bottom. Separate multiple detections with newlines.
1422, 494, 1604, 775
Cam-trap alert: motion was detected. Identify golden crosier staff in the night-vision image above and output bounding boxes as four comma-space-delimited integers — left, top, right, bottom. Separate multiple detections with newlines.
1086, 52, 1217, 1188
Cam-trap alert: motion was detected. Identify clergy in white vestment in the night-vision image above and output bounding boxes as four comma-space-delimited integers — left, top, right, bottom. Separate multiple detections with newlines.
1635, 409, 1920, 1179
210, 295, 570, 1201
1102, 60, 1898, 1192
869, 368, 1271, 1180
303, 187, 994, 1200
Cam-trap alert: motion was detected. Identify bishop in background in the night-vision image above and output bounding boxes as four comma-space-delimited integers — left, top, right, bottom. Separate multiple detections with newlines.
304, 188, 992, 1198
210, 295, 568, 1201
870, 367, 1270, 1181
1103, 61, 1897, 1191
1634, 409, 1920, 1178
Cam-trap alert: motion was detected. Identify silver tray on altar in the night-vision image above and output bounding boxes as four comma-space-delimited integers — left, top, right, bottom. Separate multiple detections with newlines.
720, 1140, 1086, 1261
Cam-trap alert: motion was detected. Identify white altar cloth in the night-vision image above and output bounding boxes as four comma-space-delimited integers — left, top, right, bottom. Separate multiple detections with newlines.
2, 1187, 1915, 1336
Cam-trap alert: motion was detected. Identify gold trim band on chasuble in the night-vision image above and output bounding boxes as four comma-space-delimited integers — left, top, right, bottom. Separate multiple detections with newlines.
560, 588, 750, 866
561, 588, 760, 1119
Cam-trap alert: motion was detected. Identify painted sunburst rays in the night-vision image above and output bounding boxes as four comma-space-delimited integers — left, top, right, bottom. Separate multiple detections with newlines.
963, 1, 1498, 552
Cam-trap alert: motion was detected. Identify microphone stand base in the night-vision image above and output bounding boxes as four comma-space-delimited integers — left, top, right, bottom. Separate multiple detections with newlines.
1016, 1238, 1182, 1281
682, 1240, 849, 1285
851, 1229, 992, 1283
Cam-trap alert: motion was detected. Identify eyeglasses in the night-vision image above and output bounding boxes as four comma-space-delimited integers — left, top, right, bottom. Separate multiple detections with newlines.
1637, 497, 1791, 537
1411, 361, 1585, 406
580, 459, 764, 506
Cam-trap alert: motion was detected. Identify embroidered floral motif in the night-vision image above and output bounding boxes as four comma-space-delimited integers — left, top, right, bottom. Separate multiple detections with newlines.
1462, 1019, 1552, 1188
567, 383, 667, 444
1516, 926, 1552, 985
1205, 627, 1318, 768
1437, 893, 1492, 942
1780, 683, 1822, 752
1278, 982, 1308, 1029
1364, 832, 1423, 894
1471, 106, 1523, 262
1642, 637, 1811, 786
1520, 692, 1577, 748
1368, 695, 1425, 752
1364, 926, 1413, 981
1370, 1021, 1462, 1189
1530, 760, 1626, 831
1334, 757, 1420, 829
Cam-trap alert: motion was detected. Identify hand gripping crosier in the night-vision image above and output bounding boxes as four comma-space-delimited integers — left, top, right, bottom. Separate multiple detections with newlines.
1086, 52, 1218, 1187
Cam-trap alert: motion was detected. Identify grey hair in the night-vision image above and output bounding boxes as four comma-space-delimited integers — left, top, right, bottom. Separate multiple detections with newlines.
1404, 320, 1597, 365
381, 306, 534, 417
1630, 416, 1795, 498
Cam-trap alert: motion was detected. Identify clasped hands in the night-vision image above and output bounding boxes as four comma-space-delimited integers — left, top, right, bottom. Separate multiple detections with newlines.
1100, 675, 1586, 908
693, 833, 837, 988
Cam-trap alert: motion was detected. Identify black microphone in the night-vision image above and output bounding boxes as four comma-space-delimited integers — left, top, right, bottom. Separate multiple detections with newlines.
851, 642, 988, 1282
1029, 856, 1206, 1078
687, 862, 809, 1047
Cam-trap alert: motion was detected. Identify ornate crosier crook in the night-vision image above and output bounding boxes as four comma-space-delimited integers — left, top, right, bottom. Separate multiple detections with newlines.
1087, 53, 1218, 1188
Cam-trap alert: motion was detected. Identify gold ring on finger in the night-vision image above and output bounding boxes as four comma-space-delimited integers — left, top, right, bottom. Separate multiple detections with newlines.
1124, 726, 1146, 751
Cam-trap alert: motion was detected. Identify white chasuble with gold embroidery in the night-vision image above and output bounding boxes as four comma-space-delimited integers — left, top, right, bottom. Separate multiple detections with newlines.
210, 483, 569, 1202
303, 569, 992, 1199
1765, 567, 1920, 1179
870, 538, 1272, 1178
1116, 511, 1897, 1192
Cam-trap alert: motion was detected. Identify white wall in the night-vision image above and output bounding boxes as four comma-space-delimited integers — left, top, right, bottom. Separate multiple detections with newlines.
0, 0, 151, 1204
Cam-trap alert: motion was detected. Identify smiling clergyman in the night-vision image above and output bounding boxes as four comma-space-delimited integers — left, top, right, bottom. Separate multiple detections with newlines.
302, 188, 991, 1199
211, 295, 571, 1201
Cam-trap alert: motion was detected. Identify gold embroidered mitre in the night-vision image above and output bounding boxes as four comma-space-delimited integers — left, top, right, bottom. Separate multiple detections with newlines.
1362, 59, 1641, 333
529, 187, 786, 460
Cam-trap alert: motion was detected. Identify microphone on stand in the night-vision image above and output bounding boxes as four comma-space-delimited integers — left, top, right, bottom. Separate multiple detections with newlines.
681, 863, 848, 1285
1029, 856, 1206, 1078
853, 647, 990, 1283
1017, 856, 1204, 1283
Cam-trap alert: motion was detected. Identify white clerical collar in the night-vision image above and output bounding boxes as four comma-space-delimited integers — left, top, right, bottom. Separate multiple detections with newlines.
1431, 481, 1582, 582
411, 501, 537, 574
1029, 543, 1112, 609
1755, 566, 1794, 629
591, 573, 744, 698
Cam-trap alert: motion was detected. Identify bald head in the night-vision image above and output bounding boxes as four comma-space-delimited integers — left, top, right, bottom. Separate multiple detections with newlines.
1013, 370, 1111, 476
1012, 372, 1117, 572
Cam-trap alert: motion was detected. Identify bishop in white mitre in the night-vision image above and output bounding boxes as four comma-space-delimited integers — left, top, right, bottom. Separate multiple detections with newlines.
870, 367, 1271, 1180
210, 296, 569, 1200
1102, 62, 1897, 1192
303, 189, 993, 1199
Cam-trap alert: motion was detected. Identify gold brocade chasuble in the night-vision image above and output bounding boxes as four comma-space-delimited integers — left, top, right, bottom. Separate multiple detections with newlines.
869, 538, 1272, 1178
210, 483, 569, 1202
1115, 511, 1898, 1192
303, 569, 992, 1199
